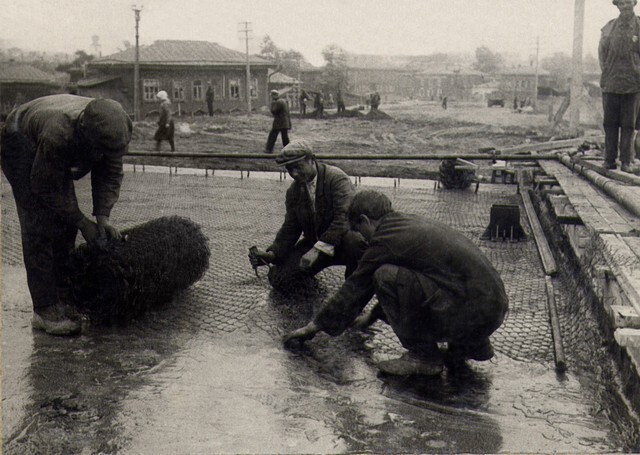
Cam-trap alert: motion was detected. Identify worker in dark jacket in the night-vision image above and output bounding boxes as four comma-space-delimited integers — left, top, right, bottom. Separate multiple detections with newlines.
265, 90, 291, 154
284, 190, 509, 376
1, 94, 132, 335
336, 89, 346, 113
154, 90, 175, 152
599, 0, 640, 172
206, 83, 215, 117
249, 140, 366, 292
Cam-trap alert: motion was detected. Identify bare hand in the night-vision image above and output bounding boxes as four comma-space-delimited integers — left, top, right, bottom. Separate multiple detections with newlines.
283, 322, 319, 349
96, 215, 122, 241
77, 217, 100, 243
249, 247, 275, 268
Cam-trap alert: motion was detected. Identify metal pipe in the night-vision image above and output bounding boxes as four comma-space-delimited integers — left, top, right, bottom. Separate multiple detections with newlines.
126, 151, 561, 161
559, 154, 640, 218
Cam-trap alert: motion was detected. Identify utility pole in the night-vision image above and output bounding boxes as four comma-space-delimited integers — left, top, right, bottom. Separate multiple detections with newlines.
534, 36, 539, 110
132, 5, 142, 122
238, 21, 252, 115
570, 0, 585, 134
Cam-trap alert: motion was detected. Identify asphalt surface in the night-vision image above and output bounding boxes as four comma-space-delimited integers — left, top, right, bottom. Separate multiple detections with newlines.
2, 167, 639, 454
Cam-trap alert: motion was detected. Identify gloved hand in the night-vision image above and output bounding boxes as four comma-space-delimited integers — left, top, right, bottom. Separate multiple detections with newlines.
299, 247, 321, 271
283, 321, 319, 349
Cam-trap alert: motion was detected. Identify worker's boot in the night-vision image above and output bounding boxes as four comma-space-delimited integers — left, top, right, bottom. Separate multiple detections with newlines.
377, 349, 444, 377
604, 127, 619, 169
619, 128, 634, 173
32, 304, 81, 336
447, 338, 494, 362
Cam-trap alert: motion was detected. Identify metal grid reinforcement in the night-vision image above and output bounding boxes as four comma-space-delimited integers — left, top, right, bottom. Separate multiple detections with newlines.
2, 170, 557, 363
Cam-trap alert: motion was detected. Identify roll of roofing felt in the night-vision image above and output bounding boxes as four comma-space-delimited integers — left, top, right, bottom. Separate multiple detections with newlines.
66, 216, 210, 325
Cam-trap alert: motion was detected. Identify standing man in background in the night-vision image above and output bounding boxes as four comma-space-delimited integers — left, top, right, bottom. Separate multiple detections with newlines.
265, 90, 291, 154
1, 94, 132, 335
599, 0, 640, 172
336, 89, 346, 113
206, 82, 215, 117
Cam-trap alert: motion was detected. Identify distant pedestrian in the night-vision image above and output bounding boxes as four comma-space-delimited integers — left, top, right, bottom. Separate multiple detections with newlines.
370, 91, 381, 110
0, 94, 132, 335
206, 83, 214, 117
154, 90, 175, 152
265, 90, 291, 154
336, 89, 346, 113
314, 92, 324, 118
441, 96, 448, 110
599, 0, 640, 172
299, 89, 309, 115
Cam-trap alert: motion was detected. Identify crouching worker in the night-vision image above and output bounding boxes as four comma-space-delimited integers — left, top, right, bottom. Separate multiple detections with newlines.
1, 94, 132, 336
249, 139, 367, 292
283, 190, 509, 376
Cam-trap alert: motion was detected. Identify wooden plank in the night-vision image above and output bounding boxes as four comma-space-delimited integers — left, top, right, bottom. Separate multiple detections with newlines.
600, 234, 640, 317
521, 190, 557, 276
546, 276, 567, 372
539, 161, 636, 234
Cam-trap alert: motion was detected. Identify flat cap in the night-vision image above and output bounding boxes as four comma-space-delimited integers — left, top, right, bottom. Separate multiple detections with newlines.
275, 139, 314, 165
270, 89, 279, 95
82, 99, 132, 151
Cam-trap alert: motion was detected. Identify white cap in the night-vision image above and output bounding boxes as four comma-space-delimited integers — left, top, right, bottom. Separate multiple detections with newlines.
156, 90, 169, 101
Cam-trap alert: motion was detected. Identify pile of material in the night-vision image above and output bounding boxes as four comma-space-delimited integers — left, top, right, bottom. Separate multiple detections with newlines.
365, 109, 393, 120
66, 216, 210, 324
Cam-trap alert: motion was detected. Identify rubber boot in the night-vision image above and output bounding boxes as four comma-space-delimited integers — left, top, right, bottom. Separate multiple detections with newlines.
604, 127, 619, 169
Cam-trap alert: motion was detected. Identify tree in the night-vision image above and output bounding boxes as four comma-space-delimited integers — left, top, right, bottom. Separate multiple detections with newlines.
473, 46, 504, 74
541, 52, 572, 91
259, 35, 307, 78
321, 44, 349, 93
55, 50, 94, 72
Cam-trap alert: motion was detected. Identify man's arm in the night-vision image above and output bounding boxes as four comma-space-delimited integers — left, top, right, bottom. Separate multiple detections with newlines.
317, 170, 354, 247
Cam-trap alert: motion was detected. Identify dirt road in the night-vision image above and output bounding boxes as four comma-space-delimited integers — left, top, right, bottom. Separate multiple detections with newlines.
128, 100, 590, 178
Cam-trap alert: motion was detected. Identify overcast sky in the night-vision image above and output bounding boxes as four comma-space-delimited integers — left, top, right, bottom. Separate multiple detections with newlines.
0, 0, 621, 65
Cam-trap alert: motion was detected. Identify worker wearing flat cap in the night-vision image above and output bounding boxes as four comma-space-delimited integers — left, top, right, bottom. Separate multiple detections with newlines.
249, 139, 367, 292
599, 0, 640, 172
264, 89, 291, 154
1, 94, 132, 335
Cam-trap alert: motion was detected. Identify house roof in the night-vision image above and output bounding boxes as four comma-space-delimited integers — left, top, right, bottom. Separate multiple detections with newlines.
77, 76, 121, 88
268, 71, 299, 84
419, 66, 484, 76
0, 63, 57, 83
92, 40, 273, 67
499, 66, 550, 76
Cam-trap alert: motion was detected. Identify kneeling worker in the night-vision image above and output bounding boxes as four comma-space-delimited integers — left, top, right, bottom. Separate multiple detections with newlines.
284, 190, 509, 376
249, 140, 366, 291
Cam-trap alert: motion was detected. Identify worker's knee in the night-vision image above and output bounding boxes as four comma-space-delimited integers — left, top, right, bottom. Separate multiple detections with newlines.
373, 264, 400, 288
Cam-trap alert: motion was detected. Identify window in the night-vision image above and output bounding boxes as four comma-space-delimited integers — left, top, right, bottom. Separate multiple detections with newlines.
143, 79, 159, 101
250, 78, 258, 99
193, 80, 203, 100
173, 81, 185, 101
229, 79, 241, 99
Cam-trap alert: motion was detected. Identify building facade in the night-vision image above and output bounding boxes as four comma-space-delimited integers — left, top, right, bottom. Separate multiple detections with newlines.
83, 40, 274, 118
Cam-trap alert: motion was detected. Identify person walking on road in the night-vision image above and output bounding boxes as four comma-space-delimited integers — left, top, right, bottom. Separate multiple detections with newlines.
154, 90, 175, 152
336, 89, 346, 113
265, 90, 291, 154
206, 83, 215, 117
599, 0, 640, 172
0, 94, 132, 335
249, 140, 367, 292
284, 190, 509, 377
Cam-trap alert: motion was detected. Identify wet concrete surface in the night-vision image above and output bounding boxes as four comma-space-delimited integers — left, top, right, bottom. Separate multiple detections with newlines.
2, 169, 639, 453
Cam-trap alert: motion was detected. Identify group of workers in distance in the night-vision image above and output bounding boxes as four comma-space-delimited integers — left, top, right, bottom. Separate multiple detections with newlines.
1, 92, 508, 377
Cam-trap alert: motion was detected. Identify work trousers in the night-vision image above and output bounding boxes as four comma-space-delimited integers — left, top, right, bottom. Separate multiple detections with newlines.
265, 128, 290, 153
372, 264, 502, 357
602, 92, 640, 166
1, 130, 78, 311
268, 230, 366, 292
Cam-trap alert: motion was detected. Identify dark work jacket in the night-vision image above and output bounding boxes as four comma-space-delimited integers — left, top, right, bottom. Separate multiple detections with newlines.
599, 15, 640, 93
2, 94, 130, 224
270, 99, 291, 130
268, 163, 354, 262
314, 212, 509, 336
